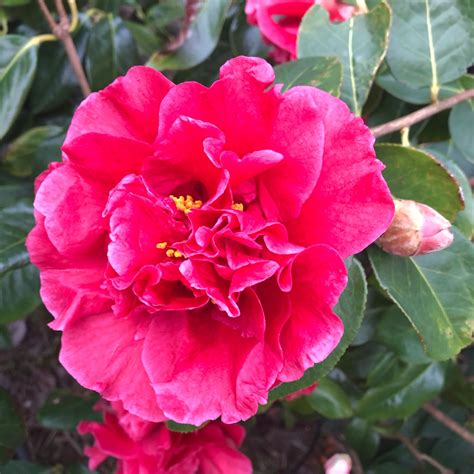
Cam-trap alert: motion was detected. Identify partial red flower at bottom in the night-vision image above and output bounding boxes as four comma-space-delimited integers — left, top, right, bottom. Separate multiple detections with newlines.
78, 401, 252, 474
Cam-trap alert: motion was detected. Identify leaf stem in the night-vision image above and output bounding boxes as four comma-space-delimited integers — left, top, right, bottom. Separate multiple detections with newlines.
36, 0, 91, 97
370, 88, 474, 138
423, 402, 474, 445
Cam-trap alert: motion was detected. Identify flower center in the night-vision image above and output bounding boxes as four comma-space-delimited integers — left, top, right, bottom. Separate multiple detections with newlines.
170, 194, 202, 213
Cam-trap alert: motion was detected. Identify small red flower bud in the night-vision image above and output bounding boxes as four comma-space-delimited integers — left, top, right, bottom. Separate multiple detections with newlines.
377, 199, 454, 257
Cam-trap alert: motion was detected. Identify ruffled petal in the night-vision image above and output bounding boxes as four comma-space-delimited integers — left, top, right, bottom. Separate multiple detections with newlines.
288, 87, 394, 258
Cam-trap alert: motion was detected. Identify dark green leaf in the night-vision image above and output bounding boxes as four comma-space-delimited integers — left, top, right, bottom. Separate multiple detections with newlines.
0, 35, 38, 139
273, 57, 342, 96
0, 461, 51, 474
375, 306, 432, 365
3, 126, 63, 177
67, 464, 98, 474
306, 377, 352, 419
375, 144, 464, 222
298, 2, 390, 114
357, 363, 446, 421
86, 14, 139, 91
148, 0, 229, 71
37, 390, 101, 430
369, 228, 474, 361
449, 100, 474, 163
0, 388, 24, 459
0, 201, 40, 323
269, 258, 367, 401
124, 21, 162, 58
345, 418, 380, 462
0, 183, 33, 209
386, 0, 472, 91
229, 7, 268, 57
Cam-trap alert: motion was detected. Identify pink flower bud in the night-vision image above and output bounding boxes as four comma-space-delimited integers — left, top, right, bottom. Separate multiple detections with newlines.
377, 199, 454, 257
324, 453, 352, 474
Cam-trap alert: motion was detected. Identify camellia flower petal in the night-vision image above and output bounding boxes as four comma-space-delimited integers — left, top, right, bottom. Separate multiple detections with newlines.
78, 401, 252, 474
27, 57, 393, 425
245, 0, 356, 62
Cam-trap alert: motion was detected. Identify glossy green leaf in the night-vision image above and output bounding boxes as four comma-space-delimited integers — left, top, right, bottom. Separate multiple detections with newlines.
0, 388, 24, 460
0, 183, 33, 209
37, 391, 100, 430
306, 377, 352, 419
269, 258, 367, 401
274, 56, 342, 96
375, 144, 464, 222
30, 17, 91, 114
449, 100, 474, 163
386, 0, 472, 92
377, 64, 474, 105
0, 201, 40, 323
376, 306, 432, 365
369, 228, 474, 361
86, 14, 139, 91
3, 126, 63, 177
0, 461, 51, 474
148, 0, 228, 71
357, 362, 446, 421
124, 21, 162, 58
345, 418, 380, 461
298, 2, 390, 115
0, 35, 39, 139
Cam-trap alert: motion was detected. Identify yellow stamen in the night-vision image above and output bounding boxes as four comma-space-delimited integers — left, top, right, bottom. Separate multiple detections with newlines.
170, 194, 202, 213
156, 241, 167, 249
165, 248, 184, 258
231, 203, 244, 211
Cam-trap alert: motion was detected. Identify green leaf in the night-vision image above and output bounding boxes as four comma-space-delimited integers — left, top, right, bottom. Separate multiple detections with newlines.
298, 2, 390, 115
148, 0, 229, 71
386, 0, 472, 91
449, 100, 474, 163
0, 183, 33, 209
273, 57, 342, 96
1, 0, 31, 5
166, 420, 207, 433
269, 258, 367, 401
37, 391, 100, 430
377, 64, 474, 105
345, 418, 380, 462
30, 16, 91, 114
0, 201, 40, 323
67, 464, 98, 474
357, 362, 446, 421
0, 388, 24, 461
0, 461, 51, 474
86, 14, 139, 91
3, 126, 63, 177
369, 228, 474, 361
124, 21, 162, 58
376, 306, 432, 365
229, 7, 268, 57
375, 144, 464, 222
306, 377, 352, 419
0, 35, 39, 139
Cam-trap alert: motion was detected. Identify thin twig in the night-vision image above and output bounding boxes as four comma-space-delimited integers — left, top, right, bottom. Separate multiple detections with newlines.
370, 89, 474, 138
393, 434, 453, 474
36, 0, 91, 97
423, 402, 474, 446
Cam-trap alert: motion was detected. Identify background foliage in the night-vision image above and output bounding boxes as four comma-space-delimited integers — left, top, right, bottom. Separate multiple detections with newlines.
0, 0, 472, 472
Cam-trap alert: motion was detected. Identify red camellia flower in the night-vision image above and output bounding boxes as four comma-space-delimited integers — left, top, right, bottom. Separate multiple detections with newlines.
245, 0, 355, 62
27, 57, 394, 426
79, 401, 251, 473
